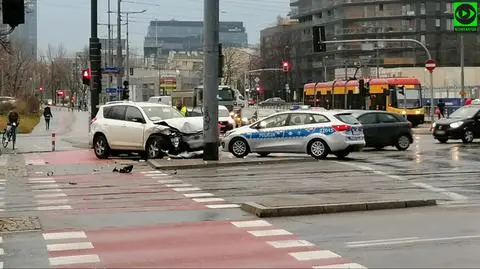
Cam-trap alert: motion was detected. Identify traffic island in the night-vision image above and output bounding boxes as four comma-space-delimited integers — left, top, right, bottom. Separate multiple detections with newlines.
241, 199, 437, 218
148, 155, 314, 170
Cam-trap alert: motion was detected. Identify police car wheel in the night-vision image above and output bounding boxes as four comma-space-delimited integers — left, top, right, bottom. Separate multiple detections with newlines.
308, 139, 329, 159
229, 138, 249, 158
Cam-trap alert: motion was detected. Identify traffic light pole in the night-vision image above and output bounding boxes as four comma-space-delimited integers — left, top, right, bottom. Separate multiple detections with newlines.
203, 0, 220, 161
90, 0, 101, 119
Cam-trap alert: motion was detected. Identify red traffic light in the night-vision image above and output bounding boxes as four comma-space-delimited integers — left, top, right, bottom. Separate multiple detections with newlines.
282, 61, 291, 72
39, 87, 44, 91
57, 91, 64, 96
82, 69, 91, 79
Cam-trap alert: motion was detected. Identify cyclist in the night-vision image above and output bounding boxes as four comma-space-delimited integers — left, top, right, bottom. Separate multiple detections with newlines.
6, 110, 19, 141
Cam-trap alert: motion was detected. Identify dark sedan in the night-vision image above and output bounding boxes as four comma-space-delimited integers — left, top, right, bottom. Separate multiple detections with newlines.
433, 104, 480, 144
349, 110, 413, 150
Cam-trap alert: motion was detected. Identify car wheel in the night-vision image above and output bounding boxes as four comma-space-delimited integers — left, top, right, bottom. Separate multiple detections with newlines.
229, 137, 249, 158
258, 153, 270, 157
333, 149, 350, 159
93, 134, 110, 159
437, 138, 448, 144
146, 136, 166, 159
307, 139, 329, 159
462, 129, 474, 144
395, 135, 411, 151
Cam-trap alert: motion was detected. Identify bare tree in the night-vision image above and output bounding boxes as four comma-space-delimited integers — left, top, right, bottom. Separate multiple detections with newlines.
0, 41, 36, 97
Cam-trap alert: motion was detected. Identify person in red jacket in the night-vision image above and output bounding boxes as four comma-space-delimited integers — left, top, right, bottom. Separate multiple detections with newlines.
465, 98, 472, 106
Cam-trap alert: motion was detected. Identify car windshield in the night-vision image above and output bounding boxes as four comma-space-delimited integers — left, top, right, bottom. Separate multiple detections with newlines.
218, 88, 234, 101
219, 108, 230, 117
449, 106, 479, 119
141, 106, 184, 121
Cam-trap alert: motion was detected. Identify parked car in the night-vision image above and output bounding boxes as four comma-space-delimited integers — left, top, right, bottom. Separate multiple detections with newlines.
248, 99, 256, 106
349, 110, 413, 151
222, 110, 365, 159
189, 105, 235, 133
259, 97, 286, 106
89, 101, 204, 159
432, 104, 480, 144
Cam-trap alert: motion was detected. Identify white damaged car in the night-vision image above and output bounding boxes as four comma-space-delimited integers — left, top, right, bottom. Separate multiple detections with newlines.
89, 101, 204, 159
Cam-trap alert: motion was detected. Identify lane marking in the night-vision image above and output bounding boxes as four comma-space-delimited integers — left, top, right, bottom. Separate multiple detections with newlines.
49, 254, 100, 266
47, 242, 94, 252
140, 171, 166, 174
29, 180, 56, 184
29, 177, 54, 181
183, 193, 214, 198
313, 263, 367, 269
165, 183, 192, 187
267, 240, 314, 248
347, 237, 419, 245
193, 197, 225, 203
0, 237, 3, 243
231, 220, 272, 228
43, 231, 87, 240
157, 179, 182, 184
35, 193, 67, 198
0, 248, 4, 255
248, 229, 292, 237
172, 187, 201, 192
30, 184, 60, 189
32, 188, 63, 193
336, 161, 468, 201
289, 250, 341, 261
347, 235, 480, 248
206, 204, 240, 209
37, 205, 72, 211
36, 199, 69, 205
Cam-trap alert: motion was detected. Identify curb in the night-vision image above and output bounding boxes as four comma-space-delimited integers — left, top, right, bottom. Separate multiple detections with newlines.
148, 157, 314, 170
241, 199, 437, 218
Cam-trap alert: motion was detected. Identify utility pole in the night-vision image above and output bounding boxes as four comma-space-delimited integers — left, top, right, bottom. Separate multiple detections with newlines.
460, 33, 465, 103
116, 0, 122, 89
90, 0, 101, 118
107, 0, 111, 91
126, 13, 129, 83
203, 0, 220, 161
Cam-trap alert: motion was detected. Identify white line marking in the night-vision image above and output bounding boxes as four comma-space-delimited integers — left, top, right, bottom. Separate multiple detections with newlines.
0, 248, 3, 255
29, 177, 54, 181
140, 171, 166, 174
183, 193, 214, 198
172, 187, 201, 192
247, 229, 293, 237
34, 171, 43, 174
157, 179, 182, 184
36, 199, 69, 205
0, 179, 6, 182
35, 193, 67, 198
313, 263, 367, 269
43, 231, 87, 240
267, 240, 314, 248
165, 183, 192, 187
347, 235, 480, 248
0, 237, 3, 243
29, 180, 56, 184
193, 197, 225, 203
231, 220, 272, 228
206, 204, 240, 209
49, 254, 100, 266
337, 161, 468, 201
32, 188, 63, 193
289, 250, 341, 261
37, 205, 72, 211
30, 184, 60, 189
47, 242, 94, 252
347, 237, 419, 245
0, 261, 3, 269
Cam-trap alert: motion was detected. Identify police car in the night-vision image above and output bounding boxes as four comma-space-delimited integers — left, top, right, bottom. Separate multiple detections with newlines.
221, 110, 365, 159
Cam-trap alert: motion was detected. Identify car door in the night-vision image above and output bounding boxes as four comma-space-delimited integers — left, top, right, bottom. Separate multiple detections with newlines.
103, 105, 127, 149
357, 113, 380, 147
377, 113, 402, 146
123, 106, 147, 150
282, 113, 314, 152
248, 113, 289, 152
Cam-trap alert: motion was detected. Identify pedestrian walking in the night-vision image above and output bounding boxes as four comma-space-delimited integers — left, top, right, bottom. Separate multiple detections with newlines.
437, 99, 445, 119
43, 106, 53, 130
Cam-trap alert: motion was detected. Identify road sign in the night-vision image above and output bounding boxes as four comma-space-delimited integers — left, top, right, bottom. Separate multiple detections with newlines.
425, 59, 436, 73
254, 77, 260, 83
454, 2, 478, 32
103, 66, 121, 74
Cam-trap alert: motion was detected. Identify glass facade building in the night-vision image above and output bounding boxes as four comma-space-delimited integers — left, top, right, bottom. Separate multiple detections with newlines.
289, 0, 480, 82
10, 0, 37, 59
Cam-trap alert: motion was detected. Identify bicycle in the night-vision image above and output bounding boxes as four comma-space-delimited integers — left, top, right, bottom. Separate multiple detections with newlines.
2, 123, 17, 150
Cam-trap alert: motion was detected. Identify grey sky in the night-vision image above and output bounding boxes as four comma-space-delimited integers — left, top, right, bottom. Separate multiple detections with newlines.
37, 0, 290, 56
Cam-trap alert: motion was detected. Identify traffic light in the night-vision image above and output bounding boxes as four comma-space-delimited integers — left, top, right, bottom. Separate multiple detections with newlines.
218, 43, 224, 78
122, 80, 129, 100
82, 69, 91, 85
312, 26, 326, 53
282, 61, 291, 72
57, 91, 64, 97
2, 0, 25, 28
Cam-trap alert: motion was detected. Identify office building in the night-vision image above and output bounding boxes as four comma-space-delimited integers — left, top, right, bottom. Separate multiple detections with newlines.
143, 20, 248, 66
10, 0, 37, 58
289, 0, 480, 82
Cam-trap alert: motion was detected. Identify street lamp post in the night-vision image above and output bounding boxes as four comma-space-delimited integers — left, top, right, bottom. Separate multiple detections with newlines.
122, 9, 147, 84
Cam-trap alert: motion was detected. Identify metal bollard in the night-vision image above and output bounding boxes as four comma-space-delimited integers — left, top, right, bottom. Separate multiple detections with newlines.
51, 132, 56, 152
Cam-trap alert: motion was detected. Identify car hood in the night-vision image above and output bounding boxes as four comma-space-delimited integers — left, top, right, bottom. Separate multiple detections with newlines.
155, 117, 203, 134
436, 118, 466, 125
